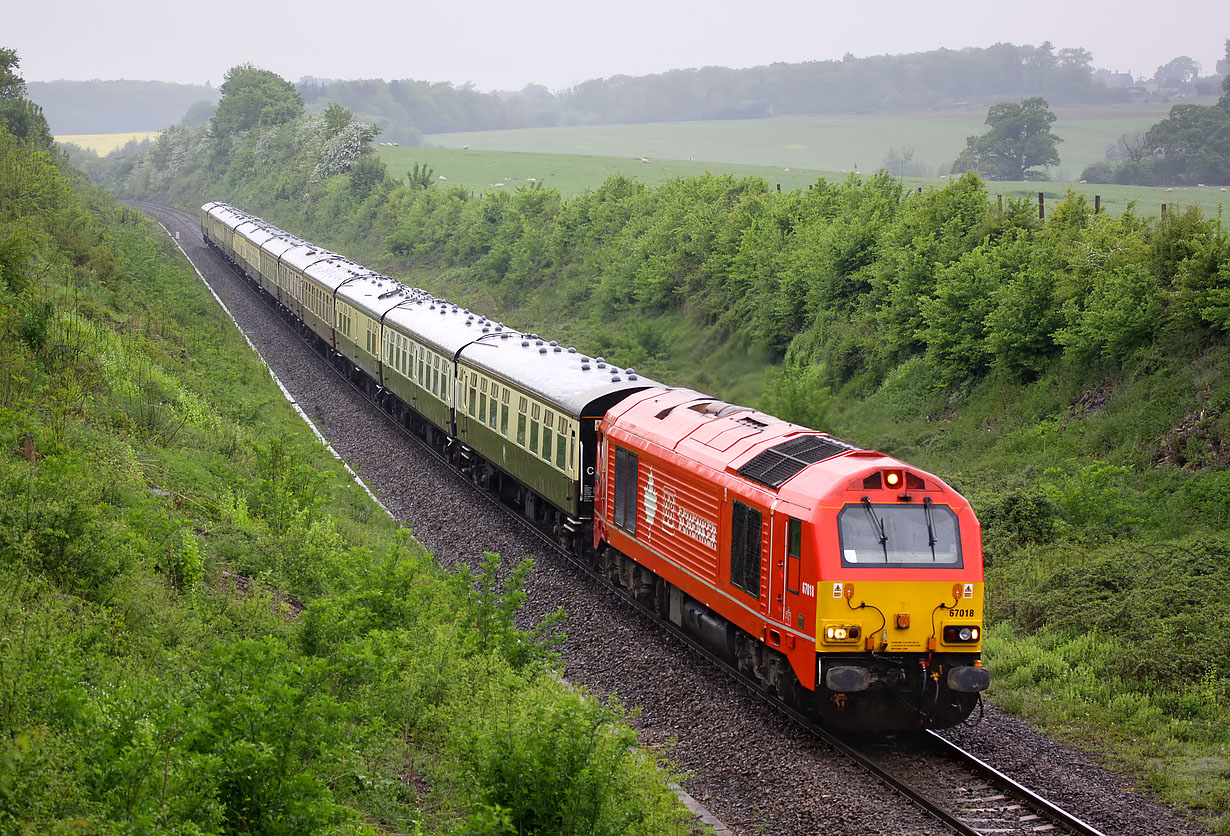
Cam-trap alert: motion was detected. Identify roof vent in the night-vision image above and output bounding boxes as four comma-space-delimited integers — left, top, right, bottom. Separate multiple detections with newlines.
549, 340, 558, 347
597, 361, 607, 369
611, 375, 622, 382
736, 434, 862, 490
553, 346, 562, 352
596, 357, 605, 363
536, 340, 544, 346
629, 374, 638, 380
482, 326, 490, 333
539, 347, 548, 353
581, 363, 591, 371
568, 347, 577, 354
522, 340, 530, 347
625, 368, 634, 375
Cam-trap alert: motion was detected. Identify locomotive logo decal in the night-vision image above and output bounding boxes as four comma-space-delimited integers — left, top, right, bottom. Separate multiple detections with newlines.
643, 468, 718, 550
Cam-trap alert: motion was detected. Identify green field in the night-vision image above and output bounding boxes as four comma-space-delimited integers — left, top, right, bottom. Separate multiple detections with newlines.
425, 103, 1201, 183
378, 145, 840, 196
378, 145, 1230, 219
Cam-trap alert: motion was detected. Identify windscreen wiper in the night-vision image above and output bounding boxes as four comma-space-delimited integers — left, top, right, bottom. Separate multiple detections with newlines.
923, 496, 937, 561
861, 496, 889, 561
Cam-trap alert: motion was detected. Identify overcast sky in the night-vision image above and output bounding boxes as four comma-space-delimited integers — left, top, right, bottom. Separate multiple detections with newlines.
8, 0, 1227, 92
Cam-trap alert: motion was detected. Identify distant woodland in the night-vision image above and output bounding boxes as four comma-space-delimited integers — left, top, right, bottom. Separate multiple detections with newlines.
302, 42, 1130, 144
28, 79, 218, 134
36, 42, 1139, 140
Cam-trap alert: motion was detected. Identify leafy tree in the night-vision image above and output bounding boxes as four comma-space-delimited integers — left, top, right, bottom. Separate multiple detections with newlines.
0, 47, 52, 148
210, 64, 302, 139
1154, 55, 1201, 87
1218, 39, 1230, 76
1142, 104, 1230, 185
178, 99, 216, 129
951, 97, 1061, 180
322, 102, 352, 137
406, 160, 435, 189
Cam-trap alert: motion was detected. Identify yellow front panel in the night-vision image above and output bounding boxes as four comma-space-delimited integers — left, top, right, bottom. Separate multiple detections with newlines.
816, 580, 983, 653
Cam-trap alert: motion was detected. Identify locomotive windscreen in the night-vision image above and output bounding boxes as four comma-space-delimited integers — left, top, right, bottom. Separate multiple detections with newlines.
836, 501, 962, 567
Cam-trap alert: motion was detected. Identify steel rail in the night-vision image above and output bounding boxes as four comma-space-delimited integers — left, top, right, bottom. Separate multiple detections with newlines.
136, 200, 1108, 836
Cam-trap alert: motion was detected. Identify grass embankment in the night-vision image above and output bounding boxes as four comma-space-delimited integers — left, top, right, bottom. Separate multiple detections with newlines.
0, 132, 693, 835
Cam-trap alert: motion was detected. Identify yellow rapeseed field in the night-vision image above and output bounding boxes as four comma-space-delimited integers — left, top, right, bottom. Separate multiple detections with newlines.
55, 132, 160, 155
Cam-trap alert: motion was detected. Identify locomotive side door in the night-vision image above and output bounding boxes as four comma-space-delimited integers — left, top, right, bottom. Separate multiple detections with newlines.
769, 501, 785, 624
771, 504, 809, 636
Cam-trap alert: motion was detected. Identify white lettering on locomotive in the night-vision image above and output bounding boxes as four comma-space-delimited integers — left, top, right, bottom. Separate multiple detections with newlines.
642, 468, 718, 551
801, 582, 815, 597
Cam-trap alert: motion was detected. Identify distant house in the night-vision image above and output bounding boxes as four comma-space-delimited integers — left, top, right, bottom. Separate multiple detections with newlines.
1105, 72, 1134, 89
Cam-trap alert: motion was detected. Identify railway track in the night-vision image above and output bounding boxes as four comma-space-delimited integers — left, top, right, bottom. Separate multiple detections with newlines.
134, 200, 1109, 836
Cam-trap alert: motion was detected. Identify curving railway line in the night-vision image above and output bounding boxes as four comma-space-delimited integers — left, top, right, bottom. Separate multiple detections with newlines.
132, 199, 1198, 836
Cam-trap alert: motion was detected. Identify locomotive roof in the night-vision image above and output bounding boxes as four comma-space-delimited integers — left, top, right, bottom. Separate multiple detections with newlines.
603, 387, 958, 507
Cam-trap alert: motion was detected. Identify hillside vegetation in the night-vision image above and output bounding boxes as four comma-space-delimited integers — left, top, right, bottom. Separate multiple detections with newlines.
95, 64, 1230, 829
0, 84, 692, 835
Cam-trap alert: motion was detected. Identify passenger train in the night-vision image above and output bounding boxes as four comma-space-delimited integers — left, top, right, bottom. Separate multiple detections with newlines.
201, 201, 990, 731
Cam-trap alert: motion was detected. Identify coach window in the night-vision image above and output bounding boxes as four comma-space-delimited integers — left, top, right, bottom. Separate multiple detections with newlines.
613, 446, 638, 536
501, 390, 510, 435
786, 517, 802, 594
517, 397, 528, 446
469, 381, 477, 416
730, 501, 763, 599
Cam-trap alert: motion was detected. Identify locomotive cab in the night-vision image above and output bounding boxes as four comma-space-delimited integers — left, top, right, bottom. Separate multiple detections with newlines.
786, 454, 990, 730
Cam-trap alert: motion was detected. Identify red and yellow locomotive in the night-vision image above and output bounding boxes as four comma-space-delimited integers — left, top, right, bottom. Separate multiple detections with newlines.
594, 387, 989, 731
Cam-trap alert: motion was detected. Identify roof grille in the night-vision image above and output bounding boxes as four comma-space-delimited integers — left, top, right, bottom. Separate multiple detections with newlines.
736, 434, 860, 490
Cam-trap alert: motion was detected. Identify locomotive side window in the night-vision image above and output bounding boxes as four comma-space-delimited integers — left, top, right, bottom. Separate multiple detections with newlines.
786, 517, 802, 594
613, 446, 638, 536
837, 501, 963, 567
730, 501, 763, 599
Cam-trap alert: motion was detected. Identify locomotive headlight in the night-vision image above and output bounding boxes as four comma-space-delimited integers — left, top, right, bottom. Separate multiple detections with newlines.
823, 624, 861, 643
885, 470, 902, 488
942, 625, 981, 644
